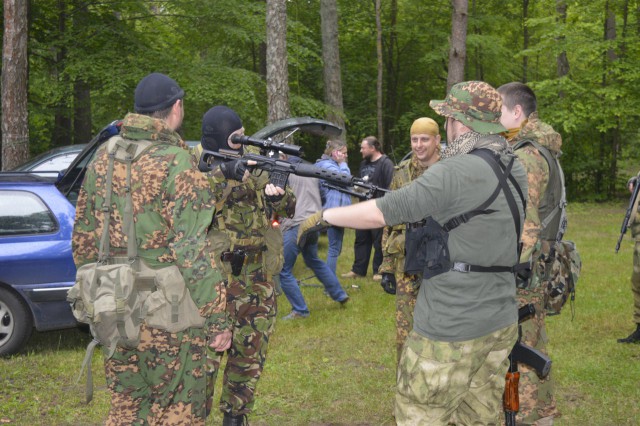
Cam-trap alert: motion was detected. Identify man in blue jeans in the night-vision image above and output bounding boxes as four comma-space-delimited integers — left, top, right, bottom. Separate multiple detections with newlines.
279, 154, 349, 319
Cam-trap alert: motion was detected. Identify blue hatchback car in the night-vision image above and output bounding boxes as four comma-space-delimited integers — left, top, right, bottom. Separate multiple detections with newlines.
0, 117, 341, 356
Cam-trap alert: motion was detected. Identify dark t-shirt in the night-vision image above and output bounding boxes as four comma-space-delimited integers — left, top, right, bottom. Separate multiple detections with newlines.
359, 154, 394, 198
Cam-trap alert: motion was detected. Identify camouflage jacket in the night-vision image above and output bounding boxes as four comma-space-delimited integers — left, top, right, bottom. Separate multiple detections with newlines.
378, 154, 430, 274
205, 145, 296, 267
509, 112, 563, 262
72, 113, 229, 334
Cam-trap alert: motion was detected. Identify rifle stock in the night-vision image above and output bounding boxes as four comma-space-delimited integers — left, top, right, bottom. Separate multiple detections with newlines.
616, 177, 640, 253
504, 304, 553, 426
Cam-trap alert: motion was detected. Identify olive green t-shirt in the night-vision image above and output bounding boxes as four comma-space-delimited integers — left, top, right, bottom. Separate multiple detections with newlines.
376, 149, 527, 342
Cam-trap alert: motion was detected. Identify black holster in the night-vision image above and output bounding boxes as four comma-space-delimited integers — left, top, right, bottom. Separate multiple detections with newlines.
404, 217, 451, 278
221, 249, 246, 276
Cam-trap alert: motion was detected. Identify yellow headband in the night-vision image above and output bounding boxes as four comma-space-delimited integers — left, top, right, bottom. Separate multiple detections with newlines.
410, 117, 439, 136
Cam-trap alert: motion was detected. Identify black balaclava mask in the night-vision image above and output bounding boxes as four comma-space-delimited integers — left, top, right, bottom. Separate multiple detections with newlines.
201, 105, 243, 153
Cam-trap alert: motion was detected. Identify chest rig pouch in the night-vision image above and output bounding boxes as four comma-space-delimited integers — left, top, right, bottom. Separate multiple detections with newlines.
404, 149, 527, 279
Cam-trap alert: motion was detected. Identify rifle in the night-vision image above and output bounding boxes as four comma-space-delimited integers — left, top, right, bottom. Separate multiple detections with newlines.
504, 303, 553, 426
616, 176, 640, 253
200, 149, 389, 200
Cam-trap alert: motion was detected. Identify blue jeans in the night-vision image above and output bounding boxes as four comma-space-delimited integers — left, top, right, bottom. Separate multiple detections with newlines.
279, 225, 348, 315
326, 226, 344, 274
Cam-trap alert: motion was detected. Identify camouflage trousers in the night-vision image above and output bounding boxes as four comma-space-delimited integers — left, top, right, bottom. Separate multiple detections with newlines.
396, 324, 517, 426
104, 323, 210, 426
631, 241, 640, 324
207, 267, 277, 416
513, 287, 559, 425
395, 272, 421, 364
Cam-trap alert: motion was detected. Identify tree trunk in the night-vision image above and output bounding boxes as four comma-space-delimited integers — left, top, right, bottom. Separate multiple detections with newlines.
72, 0, 91, 145
52, 0, 71, 148
320, 0, 345, 139
375, 0, 384, 146
266, 0, 290, 124
603, 0, 618, 198
2, 0, 29, 170
447, 0, 468, 91
73, 80, 92, 145
383, 0, 399, 156
556, 0, 570, 79
522, 0, 530, 82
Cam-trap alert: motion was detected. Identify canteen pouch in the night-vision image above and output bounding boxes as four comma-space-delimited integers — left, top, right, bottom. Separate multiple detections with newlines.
263, 226, 284, 275
69, 262, 146, 358
143, 265, 205, 332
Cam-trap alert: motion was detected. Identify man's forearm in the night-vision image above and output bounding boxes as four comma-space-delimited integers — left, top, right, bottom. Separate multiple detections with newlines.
323, 199, 386, 229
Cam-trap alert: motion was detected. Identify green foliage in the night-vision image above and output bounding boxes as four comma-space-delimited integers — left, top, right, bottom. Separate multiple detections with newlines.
14, 0, 640, 198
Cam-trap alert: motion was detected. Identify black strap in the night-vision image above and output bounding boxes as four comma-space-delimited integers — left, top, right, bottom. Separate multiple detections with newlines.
470, 149, 525, 254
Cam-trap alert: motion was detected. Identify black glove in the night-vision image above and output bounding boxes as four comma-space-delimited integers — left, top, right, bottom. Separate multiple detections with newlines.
219, 159, 248, 181
380, 273, 396, 295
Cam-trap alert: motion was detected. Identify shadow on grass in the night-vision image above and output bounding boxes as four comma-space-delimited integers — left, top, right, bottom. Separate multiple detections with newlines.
20, 325, 94, 356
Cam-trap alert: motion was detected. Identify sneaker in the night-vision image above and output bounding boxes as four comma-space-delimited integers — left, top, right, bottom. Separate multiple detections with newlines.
341, 271, 365, 278
372, 274, 382, 282
282, 311, 309, 320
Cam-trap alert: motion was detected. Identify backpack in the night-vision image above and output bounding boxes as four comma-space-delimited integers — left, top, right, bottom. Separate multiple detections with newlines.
514, 139, 581, 315
67, 137, 205, 402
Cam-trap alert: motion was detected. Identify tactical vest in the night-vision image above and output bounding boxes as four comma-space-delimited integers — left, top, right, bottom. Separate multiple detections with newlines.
513, 139, 566, 241
404, 149, 527, 278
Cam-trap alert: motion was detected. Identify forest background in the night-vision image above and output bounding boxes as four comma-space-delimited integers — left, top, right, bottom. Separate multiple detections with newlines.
2, 0, 640, 200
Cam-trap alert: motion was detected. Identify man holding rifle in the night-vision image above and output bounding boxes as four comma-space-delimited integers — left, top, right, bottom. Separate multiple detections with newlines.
197, 105, 295, 426
298, 81, 527, 425
618, 173, 640, 344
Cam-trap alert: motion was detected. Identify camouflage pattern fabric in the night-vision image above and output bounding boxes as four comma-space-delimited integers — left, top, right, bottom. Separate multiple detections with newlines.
508, 112, 562, 424
429, 80, 507, 135
204, 145, 295, 417
207, 269, 277, 415
630, 184, 640, 324
396, 324, 517, 426
73, 113, 229, 424
378, 154, 429, 364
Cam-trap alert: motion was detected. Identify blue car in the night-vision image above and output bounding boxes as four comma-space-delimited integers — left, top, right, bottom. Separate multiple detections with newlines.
0, 117, 341, 356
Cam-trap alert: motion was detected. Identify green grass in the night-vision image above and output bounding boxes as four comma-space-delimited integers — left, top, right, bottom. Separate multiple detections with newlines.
2, 203, 640, 425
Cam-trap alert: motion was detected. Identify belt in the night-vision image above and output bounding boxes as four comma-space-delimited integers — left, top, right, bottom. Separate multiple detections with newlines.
405, 219, 427, 230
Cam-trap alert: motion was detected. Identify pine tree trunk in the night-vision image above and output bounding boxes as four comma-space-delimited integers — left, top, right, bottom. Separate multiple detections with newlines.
266, 0, 290, 124
320, 0, 345, 139
1, 0, 29, 170
447, 0, 468, 91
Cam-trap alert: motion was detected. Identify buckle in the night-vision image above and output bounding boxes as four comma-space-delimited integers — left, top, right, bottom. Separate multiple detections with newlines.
451, 262, 471, 273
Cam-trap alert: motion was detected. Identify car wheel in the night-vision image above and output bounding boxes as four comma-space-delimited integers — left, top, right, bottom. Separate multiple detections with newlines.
0, 288, 34, 356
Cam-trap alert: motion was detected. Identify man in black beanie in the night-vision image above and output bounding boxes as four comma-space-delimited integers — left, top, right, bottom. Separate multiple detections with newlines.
72, 72, 233, 425
197, 105, 295, 426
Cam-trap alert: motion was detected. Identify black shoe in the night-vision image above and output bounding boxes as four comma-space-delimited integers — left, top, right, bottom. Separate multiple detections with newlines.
222, 412, 247, 426
339, 296, 350, 307
618, 324, 640, 343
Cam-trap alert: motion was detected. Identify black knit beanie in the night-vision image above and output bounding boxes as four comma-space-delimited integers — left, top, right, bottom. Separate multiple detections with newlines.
134, 73, 184, 113
201, 106, 243, 152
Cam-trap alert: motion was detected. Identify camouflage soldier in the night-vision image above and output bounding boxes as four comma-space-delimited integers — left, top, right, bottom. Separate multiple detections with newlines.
377, 117, 441, 363
72, 73, 232, 425
619, 173, 640, 343
499, 82, 563, 425
299, 81, 527, 425
196, 106, 295, 426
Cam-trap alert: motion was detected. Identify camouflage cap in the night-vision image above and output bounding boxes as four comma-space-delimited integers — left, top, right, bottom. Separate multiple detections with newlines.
429, 81, 507, 135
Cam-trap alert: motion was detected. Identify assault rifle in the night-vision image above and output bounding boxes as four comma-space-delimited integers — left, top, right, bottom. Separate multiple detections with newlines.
616, 176, 640, 253
200, 149, 389, 200
504, 303, 553, 426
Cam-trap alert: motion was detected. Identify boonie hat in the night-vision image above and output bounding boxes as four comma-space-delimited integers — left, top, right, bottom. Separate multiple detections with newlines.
410, 117, 439, 136
134, 73, 184, 114
429, 81, 506, 134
